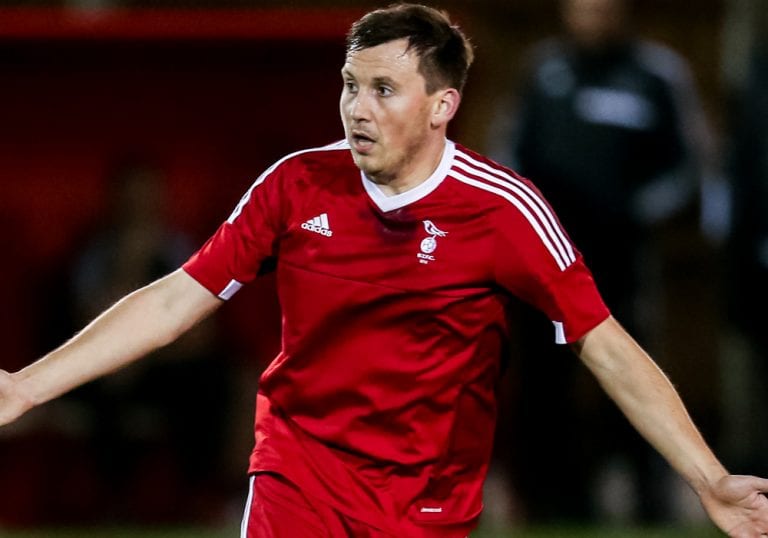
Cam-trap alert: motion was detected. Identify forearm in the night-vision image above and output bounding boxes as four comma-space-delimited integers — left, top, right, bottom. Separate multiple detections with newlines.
576, 316, 727, 494
12, 269, 219, 410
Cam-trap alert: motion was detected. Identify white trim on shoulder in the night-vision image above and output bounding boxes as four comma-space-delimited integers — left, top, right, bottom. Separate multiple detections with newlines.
450, 169, 570, 271
227, 140, 350, 224
362, 140, 455, 212
451, 150, 576, 271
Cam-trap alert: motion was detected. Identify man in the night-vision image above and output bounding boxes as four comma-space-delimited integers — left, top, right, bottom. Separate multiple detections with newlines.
728, 39, 768, 478
0, 4, 767, 537
491, 0, 711, 324
487, 0, 715, 521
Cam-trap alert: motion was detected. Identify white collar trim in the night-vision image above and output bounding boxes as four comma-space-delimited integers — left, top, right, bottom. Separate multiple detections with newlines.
361, 140, 455, 212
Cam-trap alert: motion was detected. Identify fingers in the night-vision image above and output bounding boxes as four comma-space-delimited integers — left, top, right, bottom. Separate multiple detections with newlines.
727, 521, 768, 538
746, 476, 768, 493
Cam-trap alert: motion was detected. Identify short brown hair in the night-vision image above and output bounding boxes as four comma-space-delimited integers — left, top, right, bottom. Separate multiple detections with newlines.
346, 3, 474, 94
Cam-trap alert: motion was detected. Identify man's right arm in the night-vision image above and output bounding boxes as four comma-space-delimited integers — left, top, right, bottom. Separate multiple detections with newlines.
0, 268, 222, 427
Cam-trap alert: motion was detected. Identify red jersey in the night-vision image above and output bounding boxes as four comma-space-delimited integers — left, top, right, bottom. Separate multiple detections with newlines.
183, 139, 609, 534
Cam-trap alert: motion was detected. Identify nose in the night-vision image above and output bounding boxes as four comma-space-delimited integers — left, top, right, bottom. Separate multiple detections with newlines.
348, 91, 372, 122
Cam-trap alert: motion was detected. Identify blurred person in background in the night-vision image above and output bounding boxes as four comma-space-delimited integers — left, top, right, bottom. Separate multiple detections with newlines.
62, 161, 233, 523
1, 4, 768, 538
726, 8, 768, 480
488, 0, 715, 524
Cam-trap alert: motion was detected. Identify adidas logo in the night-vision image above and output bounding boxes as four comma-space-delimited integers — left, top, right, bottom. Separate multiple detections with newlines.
301, 213, 333, 237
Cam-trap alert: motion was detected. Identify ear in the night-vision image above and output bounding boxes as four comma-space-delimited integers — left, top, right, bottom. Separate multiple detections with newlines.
430, 88, 461, 129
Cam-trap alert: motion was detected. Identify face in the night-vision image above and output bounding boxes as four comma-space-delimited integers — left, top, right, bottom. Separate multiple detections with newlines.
340, 38, 455, 187
562, 0, 626, 48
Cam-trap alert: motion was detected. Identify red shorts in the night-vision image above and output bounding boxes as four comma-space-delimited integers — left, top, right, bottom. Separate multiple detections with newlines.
240, 473, 471, 538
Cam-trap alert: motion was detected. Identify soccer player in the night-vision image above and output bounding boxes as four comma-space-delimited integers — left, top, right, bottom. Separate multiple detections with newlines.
1, 4, 767, 537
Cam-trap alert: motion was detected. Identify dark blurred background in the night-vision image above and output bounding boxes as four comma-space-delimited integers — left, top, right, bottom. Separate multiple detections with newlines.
0, 0, 766, 533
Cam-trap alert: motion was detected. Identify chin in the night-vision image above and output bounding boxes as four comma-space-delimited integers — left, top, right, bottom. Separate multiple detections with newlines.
353, 156, 379, 176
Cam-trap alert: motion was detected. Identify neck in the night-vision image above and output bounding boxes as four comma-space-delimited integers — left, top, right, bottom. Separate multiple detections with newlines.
369, 137, 447, 196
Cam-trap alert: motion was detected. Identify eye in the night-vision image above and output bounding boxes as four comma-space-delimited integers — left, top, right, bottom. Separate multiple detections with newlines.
344, 80, 358, 93
377, 85, 393, 97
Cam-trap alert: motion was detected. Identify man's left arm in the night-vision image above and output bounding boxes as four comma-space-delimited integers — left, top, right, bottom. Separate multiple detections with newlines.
573, 316, 768, 537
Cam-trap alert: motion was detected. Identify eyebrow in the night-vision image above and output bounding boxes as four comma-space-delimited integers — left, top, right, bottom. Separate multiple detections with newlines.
371, 76, 397, 87
340, 68, 397, 88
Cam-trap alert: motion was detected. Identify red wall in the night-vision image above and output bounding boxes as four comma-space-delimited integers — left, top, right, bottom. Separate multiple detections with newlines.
0, 10, 358, 524
0, 9, 359, 371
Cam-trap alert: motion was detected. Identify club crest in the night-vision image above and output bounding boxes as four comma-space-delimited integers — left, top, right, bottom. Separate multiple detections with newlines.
418, 220, 447, 264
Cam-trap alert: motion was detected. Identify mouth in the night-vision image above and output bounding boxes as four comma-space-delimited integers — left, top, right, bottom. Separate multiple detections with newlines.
350, 131, 376, 154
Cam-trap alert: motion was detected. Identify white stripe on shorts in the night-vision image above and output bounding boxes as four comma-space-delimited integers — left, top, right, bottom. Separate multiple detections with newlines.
240, 475, 255, 538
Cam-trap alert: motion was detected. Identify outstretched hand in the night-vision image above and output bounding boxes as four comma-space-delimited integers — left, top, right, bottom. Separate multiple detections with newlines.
0, 370, 31, 427
700, 474, 768, 537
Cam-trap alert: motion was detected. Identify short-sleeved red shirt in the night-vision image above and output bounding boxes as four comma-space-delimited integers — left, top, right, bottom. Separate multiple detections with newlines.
183, 140, 609, 533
